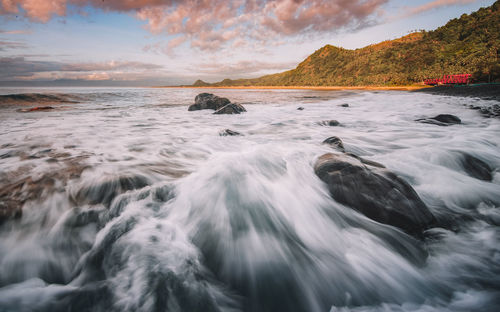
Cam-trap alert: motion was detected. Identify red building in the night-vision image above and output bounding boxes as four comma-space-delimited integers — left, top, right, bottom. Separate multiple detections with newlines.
424, 74, 471, 85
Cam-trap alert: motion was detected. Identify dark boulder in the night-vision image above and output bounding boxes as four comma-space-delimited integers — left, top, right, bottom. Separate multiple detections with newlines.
213, 103, 246, 114
416, 114, 461, 126
322, 136, 344, 152
340, 103, 349, 107
297, 107, 305, 110
314, 153, 436, 236
459, 153, 493, 181
432, 114, 461, 124
188, 93, 231, 111
219, 129, 243, 136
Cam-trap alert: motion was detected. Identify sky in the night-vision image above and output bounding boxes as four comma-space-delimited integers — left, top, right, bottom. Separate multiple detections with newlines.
0, 0, 496, 86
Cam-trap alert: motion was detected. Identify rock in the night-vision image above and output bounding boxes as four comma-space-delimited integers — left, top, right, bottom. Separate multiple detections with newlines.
344, 152, 386, 168
0, 154, 88, 224
73, 174, 150, 206
213, 103, 246, 114
322, 136, 345, 152
340, 103, 349, 107
432, 114, 461, 124
320, 120, 340, 126
297, 107, 304, 110
478, 104, 500, 118
416, 114, 461, 126
188, 93, 231, 111
0, 200, 22, 224
459, 153, 493, 181
314, 153, 436, 236
219, 129, 242, 136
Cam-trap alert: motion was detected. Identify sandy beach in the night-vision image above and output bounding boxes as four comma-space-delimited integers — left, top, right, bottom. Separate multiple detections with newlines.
157, 85, 431, 91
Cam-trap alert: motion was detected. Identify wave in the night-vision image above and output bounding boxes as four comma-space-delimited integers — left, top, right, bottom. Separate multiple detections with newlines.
0, 93, 81, 105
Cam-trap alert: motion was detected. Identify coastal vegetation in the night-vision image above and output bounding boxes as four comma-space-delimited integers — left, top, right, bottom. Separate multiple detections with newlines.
195, 1, 500, 87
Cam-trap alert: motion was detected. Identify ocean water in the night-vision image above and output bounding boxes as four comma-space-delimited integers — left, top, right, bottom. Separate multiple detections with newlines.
0, 87, 499, 312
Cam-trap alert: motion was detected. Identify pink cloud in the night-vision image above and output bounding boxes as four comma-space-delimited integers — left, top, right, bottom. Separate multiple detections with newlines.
407, 0, 478, 16
1, 0, 388, 50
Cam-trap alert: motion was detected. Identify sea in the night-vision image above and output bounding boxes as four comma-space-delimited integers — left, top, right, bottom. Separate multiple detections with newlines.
0, 87, 499, 312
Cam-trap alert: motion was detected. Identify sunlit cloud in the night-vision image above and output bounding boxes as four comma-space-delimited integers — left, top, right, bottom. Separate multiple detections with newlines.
195, 60, 299, 78
0, 29, 32, 34
0, 0, 388, 51
406, 0, 479, 16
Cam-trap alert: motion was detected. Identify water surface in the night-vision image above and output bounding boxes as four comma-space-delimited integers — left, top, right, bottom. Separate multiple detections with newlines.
0, 87, 499, 312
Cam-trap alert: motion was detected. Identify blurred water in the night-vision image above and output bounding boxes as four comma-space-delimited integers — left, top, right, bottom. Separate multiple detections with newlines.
0, 87, 499, 312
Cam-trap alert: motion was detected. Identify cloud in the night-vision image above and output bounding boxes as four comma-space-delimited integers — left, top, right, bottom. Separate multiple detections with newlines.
0, 29, 32, 34
1, 0, 388, 51
0, 56, 61, 79
0, 39, 27, 50
406, 0, 478, 16
0, 56, 169, 82
0, 0, 66, 22
61, 60, 163, 71
196, 60, 298, 77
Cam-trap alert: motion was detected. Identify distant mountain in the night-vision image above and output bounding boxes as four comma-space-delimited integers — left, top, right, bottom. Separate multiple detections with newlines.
197, 1, 500, 87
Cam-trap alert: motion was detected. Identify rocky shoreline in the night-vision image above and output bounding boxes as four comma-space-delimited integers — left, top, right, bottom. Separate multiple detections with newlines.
414, 84, 500, 101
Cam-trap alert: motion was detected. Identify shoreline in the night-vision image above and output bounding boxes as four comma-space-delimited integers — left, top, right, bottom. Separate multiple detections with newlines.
155, 85, 430, 91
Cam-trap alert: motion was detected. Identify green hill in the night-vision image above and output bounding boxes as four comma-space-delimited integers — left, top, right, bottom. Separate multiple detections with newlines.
198, 1, 500, 87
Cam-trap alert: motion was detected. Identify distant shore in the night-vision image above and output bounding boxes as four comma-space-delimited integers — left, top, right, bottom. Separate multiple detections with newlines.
156, 85, 430, 91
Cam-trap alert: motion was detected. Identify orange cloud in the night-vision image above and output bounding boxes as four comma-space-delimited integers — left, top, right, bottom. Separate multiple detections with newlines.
407, 0, 478, 16
1, 0, 388, 50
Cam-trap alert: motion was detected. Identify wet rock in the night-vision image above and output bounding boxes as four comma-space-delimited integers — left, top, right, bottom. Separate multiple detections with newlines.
416, 114, 461, 126
320, 120, 340, 126
219, 129, 243, 136
73, 174, 150, 206
297, 107, 304, 110
340, 103, 349, 107
344, 152, 386, 169
322, 136, 344, 152
213, 103, 246, 114
314, 153, 436, 236
478, 104, 500, 118
459, 153, 493, 181
0, 154, 88, 224
322, 136, 385, 168
188, 93, 231, 111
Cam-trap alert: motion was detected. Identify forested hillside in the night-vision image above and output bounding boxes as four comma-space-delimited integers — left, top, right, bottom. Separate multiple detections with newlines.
196, 1, 500, 86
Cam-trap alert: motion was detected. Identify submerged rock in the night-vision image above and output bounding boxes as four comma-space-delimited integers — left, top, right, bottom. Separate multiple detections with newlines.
344, 152, 386, 169
416, 114, 461, 126
320, 120, 340, 126
219, 129, 243, 136
322, 136, 385, 168
478, 104, 500, 118
314, 153, 436, 236
0, 155, 88, 224
213, 103, 246, 114
72, 174, 150, 206
322, 136, 345, 152
459, 153, 493, 181
188, 93, 231, 111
